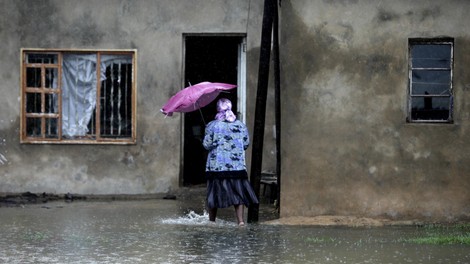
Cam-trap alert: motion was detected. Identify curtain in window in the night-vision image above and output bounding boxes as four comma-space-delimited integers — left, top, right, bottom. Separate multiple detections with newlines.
61, 54, 131, 138
62, 54, 102, 137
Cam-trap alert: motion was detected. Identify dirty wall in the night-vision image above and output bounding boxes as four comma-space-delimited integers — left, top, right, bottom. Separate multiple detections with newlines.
4, 0, 467, 222
0, 0, 276, 195
280, 0, 470, 221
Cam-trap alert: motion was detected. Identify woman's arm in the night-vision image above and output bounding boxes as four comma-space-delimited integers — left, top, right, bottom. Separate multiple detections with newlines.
242, 123, 250, 150
202, 123, 216, 150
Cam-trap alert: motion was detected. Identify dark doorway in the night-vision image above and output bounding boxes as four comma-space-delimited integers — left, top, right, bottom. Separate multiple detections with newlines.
183, 35, 241, 186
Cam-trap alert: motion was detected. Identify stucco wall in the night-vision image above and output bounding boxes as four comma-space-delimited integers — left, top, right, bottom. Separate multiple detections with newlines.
280, 0, 470, 221
0, 0, 273, 195
6, 0, 466, 222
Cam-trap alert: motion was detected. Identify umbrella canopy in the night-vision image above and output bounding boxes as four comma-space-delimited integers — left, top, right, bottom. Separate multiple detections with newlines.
160, 82, 237, 116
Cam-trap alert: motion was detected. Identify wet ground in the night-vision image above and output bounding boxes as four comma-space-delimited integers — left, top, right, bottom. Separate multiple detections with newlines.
1, 187, 469, 263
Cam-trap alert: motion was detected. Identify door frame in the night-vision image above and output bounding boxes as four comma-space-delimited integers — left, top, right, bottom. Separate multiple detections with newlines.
180, 33, 247, 186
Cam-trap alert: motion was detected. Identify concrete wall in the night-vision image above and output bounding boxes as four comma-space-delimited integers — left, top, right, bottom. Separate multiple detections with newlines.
280, 0, 470, 221
0, 0, 275, 195
3, 0, 467, 222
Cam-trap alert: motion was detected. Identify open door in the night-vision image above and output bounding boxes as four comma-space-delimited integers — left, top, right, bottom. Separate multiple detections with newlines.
183, 35, 246, 186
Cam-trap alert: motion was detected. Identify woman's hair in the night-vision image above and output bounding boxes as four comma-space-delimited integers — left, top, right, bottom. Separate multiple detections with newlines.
215, 98, 236, 122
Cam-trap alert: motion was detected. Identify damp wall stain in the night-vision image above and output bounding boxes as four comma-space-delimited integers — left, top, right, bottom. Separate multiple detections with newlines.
280, 0, 470, 221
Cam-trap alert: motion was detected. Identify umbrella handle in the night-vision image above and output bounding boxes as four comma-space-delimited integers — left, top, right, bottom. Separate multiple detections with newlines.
198, 106, 206, 126
188, 81, 206, 125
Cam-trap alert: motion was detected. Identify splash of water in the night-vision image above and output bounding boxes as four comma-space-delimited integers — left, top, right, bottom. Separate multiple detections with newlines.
161, 210, 234, 227
161, 210, 208, 225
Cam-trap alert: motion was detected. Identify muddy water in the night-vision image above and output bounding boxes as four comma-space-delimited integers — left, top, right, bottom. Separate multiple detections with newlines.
0, 199, 469, 264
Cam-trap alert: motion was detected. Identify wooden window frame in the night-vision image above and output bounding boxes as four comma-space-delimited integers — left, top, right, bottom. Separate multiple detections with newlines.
20, 49, 137, 144
407, 38, 454, 123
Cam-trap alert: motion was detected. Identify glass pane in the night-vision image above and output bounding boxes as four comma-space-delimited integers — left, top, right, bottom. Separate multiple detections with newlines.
411, 83, 450, 96
26, 53, 58, 64
26, 118, 42, 137
45, 93, 58, 114
45, 118, 58, 138
411, 44, 451, 68
411, 70, 451, 95
26, 68, 41, 88
45, 68, 58, 89
26, 93, 42, 113
411, 96, 450, 121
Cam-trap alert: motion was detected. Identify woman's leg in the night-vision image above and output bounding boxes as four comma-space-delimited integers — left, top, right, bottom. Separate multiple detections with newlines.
234, 205, 245, 225
209, 208, 218, 222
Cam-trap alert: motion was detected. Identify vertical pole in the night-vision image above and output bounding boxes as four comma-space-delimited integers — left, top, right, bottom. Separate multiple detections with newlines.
272, 0, 281, 211
248, 0, 275, 223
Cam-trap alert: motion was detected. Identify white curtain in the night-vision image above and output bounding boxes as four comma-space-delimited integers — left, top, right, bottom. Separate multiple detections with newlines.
61, 54, 131, 138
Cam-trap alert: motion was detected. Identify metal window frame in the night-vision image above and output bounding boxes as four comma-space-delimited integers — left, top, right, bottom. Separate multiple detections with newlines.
407, 38, 454, 123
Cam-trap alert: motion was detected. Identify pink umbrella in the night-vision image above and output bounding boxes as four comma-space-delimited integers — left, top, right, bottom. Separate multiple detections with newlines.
160, 82, 237, 117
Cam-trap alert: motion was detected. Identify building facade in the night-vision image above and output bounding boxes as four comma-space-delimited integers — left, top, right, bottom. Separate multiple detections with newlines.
1, 0, 469, 221
280, 0, 470, 221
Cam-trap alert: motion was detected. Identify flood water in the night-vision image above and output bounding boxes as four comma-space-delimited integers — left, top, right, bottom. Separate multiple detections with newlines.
0, 199, 469, 264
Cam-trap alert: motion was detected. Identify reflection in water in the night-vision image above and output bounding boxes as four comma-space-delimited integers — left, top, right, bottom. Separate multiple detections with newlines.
0, 200, 469, 263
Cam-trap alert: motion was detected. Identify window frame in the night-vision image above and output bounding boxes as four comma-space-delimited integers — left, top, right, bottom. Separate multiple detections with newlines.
407, 38, 454, 123
20, 48, 138, 144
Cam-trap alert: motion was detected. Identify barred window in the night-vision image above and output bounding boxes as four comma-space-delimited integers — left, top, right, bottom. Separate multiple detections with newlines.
21, 49, 137, 144
408, 38, 453, 123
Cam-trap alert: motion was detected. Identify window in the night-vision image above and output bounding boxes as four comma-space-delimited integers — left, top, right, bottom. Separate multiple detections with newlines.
21, 49, 137, 144
408, 38, 453, 123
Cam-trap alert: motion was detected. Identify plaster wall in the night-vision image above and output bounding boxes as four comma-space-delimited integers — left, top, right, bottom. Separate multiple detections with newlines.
0, 0, 271, 195
280, 0, 470, 221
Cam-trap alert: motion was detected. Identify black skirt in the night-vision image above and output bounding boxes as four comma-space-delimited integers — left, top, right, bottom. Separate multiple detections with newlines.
206, 170, 259, 209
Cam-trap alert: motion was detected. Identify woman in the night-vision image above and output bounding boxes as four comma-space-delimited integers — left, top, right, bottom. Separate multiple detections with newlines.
202, 98, 259, 226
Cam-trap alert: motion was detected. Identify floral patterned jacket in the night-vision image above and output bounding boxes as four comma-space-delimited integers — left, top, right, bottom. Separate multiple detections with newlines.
202, 119, 249, 172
